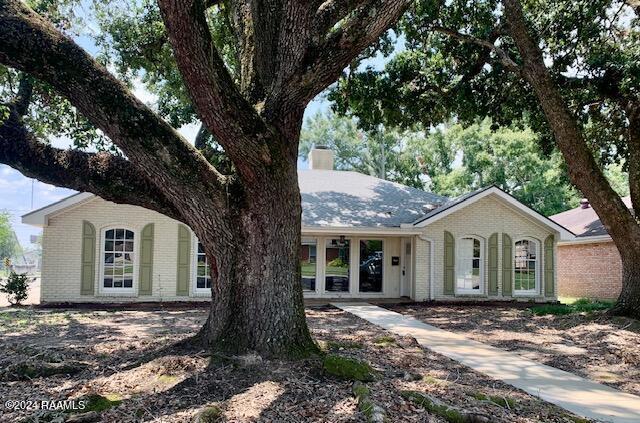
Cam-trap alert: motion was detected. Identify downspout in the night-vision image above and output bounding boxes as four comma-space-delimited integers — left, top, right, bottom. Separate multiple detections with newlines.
418, 235, 436, 301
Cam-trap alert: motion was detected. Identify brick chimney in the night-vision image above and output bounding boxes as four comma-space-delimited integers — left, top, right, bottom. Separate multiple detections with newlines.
308, 145, 334, 170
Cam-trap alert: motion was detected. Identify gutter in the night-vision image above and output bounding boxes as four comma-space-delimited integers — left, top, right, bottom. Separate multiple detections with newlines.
558, 235, 613, 246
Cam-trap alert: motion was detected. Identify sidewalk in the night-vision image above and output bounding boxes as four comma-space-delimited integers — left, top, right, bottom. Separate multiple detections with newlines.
333, 302, 640, 423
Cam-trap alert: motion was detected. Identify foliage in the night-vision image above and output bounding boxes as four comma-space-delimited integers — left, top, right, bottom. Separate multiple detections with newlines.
322, 354, 376, 381
401, 390, 471, 423
327, 257, 348, 268
0, 271, 29, 305
529, 298, 614, 316
302, 114, 583, 215
330, 0, 640, 182
0, 212, 21, 267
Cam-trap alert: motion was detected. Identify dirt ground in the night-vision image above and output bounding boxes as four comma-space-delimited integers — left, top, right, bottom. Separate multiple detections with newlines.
388, 303, 640, 397
0, 306, 591, 422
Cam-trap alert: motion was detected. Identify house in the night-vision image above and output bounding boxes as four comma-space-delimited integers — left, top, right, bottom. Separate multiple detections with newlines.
550, 197, 632, 300
22, 147, 573, 304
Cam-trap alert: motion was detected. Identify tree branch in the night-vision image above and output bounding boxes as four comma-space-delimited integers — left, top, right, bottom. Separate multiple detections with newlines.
157, 0, 275, 184
502, 0, 640, 248
431, 26, 521, 73
290, 0, 412, 106
313, 0, 369, 38
0, 0, 228, 209
0, 116, 183, 221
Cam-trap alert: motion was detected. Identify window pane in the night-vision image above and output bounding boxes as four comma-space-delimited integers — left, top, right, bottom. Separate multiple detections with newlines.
300, 238, 317, 291
359, 240, 383, 293
103, 278, 112, 288
115, 229, 124, 239
514, 240, 537, 292
457, 237, 482, 292
197, 277, 206, 289
325, 238, 349, 292
103, 228, 134, 290
123, 279, 133, 288
125, 230, 134, 240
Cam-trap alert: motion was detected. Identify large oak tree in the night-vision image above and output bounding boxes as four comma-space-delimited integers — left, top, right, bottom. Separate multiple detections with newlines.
333, 0, 640, 317
0, 0, 410, 356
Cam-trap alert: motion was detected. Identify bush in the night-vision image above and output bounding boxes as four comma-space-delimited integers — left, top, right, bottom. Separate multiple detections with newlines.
529, 298, 614, 316
327, 257, 348, 268
0, 272, 29, 305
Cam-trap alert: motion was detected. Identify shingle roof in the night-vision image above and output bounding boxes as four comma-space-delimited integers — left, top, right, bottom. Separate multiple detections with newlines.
299, 170, 447, 227
550, 196, 633, 238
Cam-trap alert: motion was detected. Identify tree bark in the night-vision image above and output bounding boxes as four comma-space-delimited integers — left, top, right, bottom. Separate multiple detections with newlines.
195, 163, 315, 355
503, 0, 640, 317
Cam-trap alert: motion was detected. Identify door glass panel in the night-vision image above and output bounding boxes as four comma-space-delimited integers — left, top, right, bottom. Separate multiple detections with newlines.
325, 238, 350, 292
359, 240, 383, 292
456, 238, 481, 291
300, 238, 317, 291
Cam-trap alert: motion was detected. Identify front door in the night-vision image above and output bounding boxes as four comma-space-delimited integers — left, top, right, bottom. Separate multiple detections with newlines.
401, 238, 412, 297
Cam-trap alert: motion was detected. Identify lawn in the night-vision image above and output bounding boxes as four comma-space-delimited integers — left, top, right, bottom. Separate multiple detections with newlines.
388, 302, 640, 397
0, 307, 587, 422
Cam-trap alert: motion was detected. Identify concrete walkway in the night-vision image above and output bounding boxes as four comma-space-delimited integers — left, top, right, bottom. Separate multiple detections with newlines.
333, 302, 640, 423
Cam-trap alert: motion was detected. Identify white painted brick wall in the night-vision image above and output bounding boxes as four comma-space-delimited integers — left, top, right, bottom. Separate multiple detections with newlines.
41, 197, 209, 303
419, 195, 558, 302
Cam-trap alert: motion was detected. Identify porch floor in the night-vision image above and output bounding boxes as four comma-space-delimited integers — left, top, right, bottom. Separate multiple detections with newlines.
304, 296, 413, 307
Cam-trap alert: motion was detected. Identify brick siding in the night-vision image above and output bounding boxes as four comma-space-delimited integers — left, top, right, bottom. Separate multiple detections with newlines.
557, 241, 622, 300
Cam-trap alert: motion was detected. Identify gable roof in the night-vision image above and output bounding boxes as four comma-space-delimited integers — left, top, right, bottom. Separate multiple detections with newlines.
405, 185, 575, 240
550, 196, 632, 239
22, 192, 95, 227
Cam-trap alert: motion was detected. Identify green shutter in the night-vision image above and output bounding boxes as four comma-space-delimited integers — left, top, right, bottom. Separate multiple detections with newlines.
444, 231, 455, 295
80, 221, 96, 295
488, 233, 499, 296
139, 223, 154, 296
502, 233, 512, 296
544, 235, 555, 297
176, 224, 191, 296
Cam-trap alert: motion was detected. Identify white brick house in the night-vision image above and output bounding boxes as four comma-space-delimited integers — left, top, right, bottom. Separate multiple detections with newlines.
23, 148, 573, 304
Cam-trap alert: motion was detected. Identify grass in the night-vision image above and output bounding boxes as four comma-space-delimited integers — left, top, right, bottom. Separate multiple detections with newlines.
401, 391, 469, 423
75, 393, 122, 413
324, 340, 364, 351
373, 335, 396, 347
529, 298, 614, 316
472, 392, 516, 408
323, 354, 376, 381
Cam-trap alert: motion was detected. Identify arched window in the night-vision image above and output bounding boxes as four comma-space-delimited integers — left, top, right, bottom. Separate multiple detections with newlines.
456, 237, 483, 294
514, 238, 539, 294
102, 228, 135, 291
194, 241, 212, 292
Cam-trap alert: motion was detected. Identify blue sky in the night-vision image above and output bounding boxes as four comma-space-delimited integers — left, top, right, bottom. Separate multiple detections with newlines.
1, 24, 396, 249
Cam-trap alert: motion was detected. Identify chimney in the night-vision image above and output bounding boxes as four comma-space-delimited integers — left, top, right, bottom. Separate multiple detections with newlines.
580, 198, 590, 209
308, 145, 334, 170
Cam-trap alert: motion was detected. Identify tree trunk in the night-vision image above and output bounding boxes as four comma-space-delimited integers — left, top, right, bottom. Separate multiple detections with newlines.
192, 138, 316, 357
611, 250, 640, 317
503, 0, 640, 319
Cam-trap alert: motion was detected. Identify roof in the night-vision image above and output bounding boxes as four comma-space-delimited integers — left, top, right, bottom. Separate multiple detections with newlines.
550, 196, 632, 238
299, 170, 447, 227
21, 171, 574, 239
406, 185, 575, 240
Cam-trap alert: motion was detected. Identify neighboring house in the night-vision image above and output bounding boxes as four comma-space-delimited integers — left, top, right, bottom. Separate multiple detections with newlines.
550, 197, 632, 300
22, 147, 573, 304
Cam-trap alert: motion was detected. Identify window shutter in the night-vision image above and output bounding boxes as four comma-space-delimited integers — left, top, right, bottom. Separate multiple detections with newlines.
544, 235, 555, 297
139, 223, 154, 296
176, 224, 191, 296
444, 231, 455, 295
488, 233, 499, 296
80, 221, 96, 295
502, 233, 512, 296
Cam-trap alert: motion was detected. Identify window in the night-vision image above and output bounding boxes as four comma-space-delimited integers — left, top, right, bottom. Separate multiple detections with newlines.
195, 242, 212, 291
325, 238, 350, 292
103, 228, 134, 290
515, 239, 538, 293
359, 240, 383, 293
300, 238, 317, 291
456, 237, 483, 294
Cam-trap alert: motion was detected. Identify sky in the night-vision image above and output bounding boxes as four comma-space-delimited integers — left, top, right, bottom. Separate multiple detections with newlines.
1, 20, 396, 250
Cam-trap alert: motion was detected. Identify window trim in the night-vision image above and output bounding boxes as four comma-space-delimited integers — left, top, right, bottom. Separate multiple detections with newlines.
301, 237, 319, 293
513, 237, 540, 296
191, 236, 212, 295
323, 236, 353, 295
358, 238, 385, 294
98, 226, 137, 294
455, 235, 485, 295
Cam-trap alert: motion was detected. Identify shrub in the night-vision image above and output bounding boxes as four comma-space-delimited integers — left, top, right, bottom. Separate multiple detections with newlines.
0, 272, 29, 305
327, 257, 348, 268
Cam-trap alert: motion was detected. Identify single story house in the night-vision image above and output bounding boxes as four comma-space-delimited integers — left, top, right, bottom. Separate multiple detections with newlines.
23, 147, 573, 304
550, 197, 631, 300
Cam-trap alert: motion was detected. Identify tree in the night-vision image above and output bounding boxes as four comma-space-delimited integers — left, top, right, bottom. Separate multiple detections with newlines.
0, 0, 411, 355
331, 0, 640, 317
0, 211, 20, 269
300, 110, 427, 187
